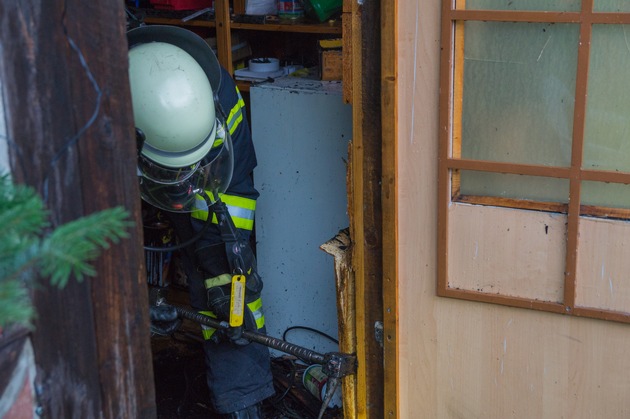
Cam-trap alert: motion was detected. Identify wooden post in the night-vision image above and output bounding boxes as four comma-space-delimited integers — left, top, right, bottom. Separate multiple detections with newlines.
349, 0, 385, 412
381, 0, 398, 415
215, 0, 234, 75
342, 0, 353, 103
0, 1, 156, 417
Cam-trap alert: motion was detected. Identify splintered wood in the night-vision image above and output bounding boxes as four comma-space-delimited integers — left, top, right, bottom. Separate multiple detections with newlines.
320, 228, 356, 419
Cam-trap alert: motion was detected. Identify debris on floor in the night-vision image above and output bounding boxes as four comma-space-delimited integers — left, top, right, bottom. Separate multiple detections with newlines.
152, 332, 343, 418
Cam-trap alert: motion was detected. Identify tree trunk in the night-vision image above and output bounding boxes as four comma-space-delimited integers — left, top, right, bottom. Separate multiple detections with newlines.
0, 1, 156, 417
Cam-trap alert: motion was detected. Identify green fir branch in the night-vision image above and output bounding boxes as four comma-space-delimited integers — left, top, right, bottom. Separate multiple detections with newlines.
40, 207, 133, 287
0, 278, 35, 328
0, 174, 133, 328
0, 176, 48, 284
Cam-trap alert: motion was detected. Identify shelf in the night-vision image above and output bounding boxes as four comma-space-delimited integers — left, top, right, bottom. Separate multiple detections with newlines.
144, 16, 341, 35
143, 16, 216, 28
231, 21, 341, 34
236, 80, 251, 92
140, 1, 347, 90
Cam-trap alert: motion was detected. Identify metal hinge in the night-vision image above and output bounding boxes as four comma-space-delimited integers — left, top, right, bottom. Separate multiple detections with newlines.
374, 321, 384, 349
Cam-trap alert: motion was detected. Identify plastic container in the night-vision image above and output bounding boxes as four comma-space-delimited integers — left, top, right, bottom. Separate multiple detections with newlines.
303, 0, 341, 22
249, 58, 280, 72
277, 0, 305, 21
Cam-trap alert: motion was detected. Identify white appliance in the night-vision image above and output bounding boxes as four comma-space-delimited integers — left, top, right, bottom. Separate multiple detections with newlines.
250, 77, 352, 356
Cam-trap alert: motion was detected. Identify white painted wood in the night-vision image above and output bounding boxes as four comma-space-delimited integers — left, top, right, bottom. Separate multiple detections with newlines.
576, 217, 630, 312
448, 203, 566, 302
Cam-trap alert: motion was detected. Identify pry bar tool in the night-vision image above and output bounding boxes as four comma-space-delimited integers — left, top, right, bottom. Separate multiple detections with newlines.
170, 303, 357, 380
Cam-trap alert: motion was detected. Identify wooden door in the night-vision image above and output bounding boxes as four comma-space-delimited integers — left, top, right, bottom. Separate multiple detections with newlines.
388, 1, 630, 418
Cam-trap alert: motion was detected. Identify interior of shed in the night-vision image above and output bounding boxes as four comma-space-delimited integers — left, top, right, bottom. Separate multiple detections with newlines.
127, 1, 353, 417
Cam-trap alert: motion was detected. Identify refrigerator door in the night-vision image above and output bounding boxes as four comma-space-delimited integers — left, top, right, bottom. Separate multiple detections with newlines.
251, 78, 352, 356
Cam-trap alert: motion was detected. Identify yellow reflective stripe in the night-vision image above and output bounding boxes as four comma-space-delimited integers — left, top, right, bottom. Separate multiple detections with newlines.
200, 301, 263, 338
199, 311, 218, 340
247, 297, 265, 329
193, 190, 218, 203
191, 191, 219, 221
202, 328, 216, 340
191, 193, 257, 231
204, 273, 232, 289
226, 89, 245, 136
212, 137, 224, 148
211, 121, 225, 149
209, 88, 244, 151
199, 300, 263, 338
223, 194, 256, 210
230, 214, 254, 230
222, 194, 256, 230
248, 296, 262, 312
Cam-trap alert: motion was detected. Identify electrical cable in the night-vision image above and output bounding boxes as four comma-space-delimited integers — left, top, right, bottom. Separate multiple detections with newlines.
282, 326, 339, 345
269, 357, 299, 404
272, 377, 294, 404
268, 357, 310, 417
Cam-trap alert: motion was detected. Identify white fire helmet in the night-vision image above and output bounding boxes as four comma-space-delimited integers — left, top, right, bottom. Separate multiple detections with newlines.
128, 25, 233, 212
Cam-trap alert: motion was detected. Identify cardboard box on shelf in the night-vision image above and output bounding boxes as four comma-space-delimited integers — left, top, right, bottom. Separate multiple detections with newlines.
320, 49, 342, 81
318, 38, 342, 81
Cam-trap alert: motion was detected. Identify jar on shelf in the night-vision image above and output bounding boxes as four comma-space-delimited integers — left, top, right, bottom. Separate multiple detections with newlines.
277, 0, 304, 21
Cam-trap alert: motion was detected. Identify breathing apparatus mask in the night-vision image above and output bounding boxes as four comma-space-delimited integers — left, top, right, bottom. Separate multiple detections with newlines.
128, 25, 233, 213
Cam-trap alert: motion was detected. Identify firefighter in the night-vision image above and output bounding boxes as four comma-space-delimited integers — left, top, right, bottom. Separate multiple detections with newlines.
128, 25, 274, 418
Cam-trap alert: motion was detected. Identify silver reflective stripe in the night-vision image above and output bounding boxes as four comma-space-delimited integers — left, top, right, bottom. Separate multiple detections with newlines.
251, 307, 263, 322
225, 203, 254, 221
227, 113, 242, 135
193, 202, 252, 219
194, 198, 209, 211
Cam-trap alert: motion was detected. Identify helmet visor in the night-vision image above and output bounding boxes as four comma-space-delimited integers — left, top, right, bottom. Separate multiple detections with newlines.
138, 119, 234, 212
139, 156, 200, 185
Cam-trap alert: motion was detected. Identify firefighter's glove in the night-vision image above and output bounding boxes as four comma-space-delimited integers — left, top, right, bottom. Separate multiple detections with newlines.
205, 273, 261, 346
149, 304, 181, 336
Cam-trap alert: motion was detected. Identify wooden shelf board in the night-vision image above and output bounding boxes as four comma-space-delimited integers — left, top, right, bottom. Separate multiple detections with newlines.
143, 16, 216, 28
143, 16, 341, 34
231, 21, 341, 34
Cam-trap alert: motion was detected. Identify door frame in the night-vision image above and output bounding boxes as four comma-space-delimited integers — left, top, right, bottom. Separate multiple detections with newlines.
380, 0, 398, 415
349, 0, 397, 416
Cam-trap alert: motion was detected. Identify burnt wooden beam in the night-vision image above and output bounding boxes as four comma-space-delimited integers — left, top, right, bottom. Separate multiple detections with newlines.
349, 0, 384, 413
0, 1, 156, 417
321, 228, 356, 419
